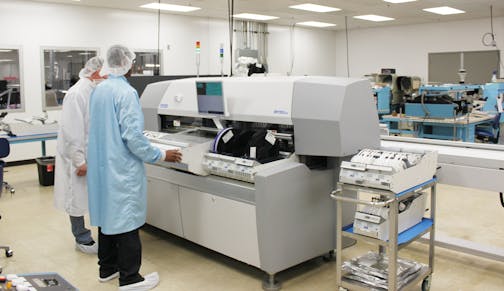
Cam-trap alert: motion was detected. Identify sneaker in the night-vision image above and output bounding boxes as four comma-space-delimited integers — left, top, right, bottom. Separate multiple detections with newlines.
99, 272, 119, 283
75, 241, 98, 254
118, 272, 159, 291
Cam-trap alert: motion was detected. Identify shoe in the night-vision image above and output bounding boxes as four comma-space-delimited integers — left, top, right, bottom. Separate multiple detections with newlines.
75, 241, 98, 254
99, 272, 119, 283
118, 272, 159, 291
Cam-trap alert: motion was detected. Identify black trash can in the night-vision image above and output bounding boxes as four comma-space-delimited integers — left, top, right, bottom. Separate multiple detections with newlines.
36, 156, 55, 186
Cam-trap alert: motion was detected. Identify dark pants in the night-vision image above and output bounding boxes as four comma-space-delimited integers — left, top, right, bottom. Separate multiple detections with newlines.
98, 227, 143, 286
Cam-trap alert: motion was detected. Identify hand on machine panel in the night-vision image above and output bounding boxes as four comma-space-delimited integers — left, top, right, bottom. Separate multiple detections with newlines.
165, 150, 182, 163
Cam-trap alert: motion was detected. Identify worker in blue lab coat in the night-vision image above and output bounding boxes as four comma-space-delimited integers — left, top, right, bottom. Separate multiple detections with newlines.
87, 45, 182, 290
54, 56, 104, 255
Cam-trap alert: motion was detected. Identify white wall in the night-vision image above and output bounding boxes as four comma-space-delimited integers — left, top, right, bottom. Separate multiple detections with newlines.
0, 0, 336, 161
269, 25, 337, 76
335, 17, 504, 82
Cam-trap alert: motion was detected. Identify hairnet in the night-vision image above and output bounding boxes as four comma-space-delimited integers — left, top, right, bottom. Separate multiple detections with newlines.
100, 45, 136, 76
78, 56, 104, 79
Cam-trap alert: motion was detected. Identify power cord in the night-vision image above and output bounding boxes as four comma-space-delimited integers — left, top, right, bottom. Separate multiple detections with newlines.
481, 5, 504, 75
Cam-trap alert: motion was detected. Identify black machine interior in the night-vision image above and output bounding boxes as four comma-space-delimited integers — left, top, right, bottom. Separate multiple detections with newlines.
159, 115, 294, 163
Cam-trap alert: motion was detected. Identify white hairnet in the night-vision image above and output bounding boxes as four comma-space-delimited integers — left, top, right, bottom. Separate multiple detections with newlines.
100, 45, 136, 76
78, 56, 104, 79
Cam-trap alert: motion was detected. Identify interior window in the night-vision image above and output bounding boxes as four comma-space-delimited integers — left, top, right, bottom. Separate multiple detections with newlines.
0, 48, 22, 111
42, 48, 98, 109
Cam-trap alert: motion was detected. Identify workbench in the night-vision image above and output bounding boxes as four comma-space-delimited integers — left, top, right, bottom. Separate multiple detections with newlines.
381, 113, 493, 142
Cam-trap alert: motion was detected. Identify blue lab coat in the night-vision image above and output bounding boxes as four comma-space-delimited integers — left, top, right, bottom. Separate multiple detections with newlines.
87, 75, 162, 235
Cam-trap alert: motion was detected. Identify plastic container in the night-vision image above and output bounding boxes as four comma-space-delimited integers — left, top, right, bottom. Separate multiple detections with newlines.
36, 156, 55, 186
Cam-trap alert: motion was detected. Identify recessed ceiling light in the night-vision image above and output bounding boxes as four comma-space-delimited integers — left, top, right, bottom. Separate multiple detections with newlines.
140, 3, 201, 12
423, 6, 465, 15
297, 21, 336, 28
233, 13, 279, 21
353, 15, 395, 22
289, 3, 341, 13
383, 0, 416, 3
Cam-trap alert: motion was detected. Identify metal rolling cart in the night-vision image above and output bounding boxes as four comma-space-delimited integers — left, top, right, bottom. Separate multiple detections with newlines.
331, 178, 437, 291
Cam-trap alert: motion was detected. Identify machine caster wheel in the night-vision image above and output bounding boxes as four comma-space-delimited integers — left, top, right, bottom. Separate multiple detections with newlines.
9, 188, 15, 195
323, 250, 335, 262
5, 249, 13, 257
421, 275, 431, 291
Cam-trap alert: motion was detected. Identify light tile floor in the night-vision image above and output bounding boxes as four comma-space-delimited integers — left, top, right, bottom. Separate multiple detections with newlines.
0, 164, 503, 290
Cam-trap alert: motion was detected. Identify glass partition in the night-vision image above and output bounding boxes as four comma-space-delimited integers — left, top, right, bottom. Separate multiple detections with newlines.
42, 48, 98, 109
0, 48, 22, 111
132, 50, 161, 76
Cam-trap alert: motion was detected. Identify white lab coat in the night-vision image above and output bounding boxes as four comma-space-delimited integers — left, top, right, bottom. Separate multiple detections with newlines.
53, 78, 95, 216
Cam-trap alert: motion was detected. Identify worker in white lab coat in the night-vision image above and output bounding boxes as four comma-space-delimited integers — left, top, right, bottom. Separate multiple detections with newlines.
53, 56, 105, 254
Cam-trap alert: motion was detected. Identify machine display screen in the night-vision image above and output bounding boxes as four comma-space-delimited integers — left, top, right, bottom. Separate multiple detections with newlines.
196, 81, 225, 115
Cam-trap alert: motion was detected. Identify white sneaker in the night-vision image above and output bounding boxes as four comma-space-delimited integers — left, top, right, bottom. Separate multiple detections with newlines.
118, 272, 159, 291
99, 272, 119, 283
75, 241, 98, 254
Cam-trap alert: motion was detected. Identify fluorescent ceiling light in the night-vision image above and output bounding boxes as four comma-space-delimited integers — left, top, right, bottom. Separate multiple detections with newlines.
423, 6, 465, 15
297, 21, 336, 28
140, 3, 201, 12
233, 13, 278, 21
0, 50, 12, 52
383, 0, 416, 3
0, 59, 14, 62
289, 3, 341, 13
353, 14, 395, 22
145, 64, 161, 68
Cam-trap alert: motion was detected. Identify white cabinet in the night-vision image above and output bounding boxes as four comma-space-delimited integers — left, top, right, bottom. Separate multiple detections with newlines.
146, 177, 184, 237
179, 187, 260, 267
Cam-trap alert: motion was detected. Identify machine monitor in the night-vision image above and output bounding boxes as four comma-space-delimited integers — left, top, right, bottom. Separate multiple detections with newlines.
196, 81, 226, 115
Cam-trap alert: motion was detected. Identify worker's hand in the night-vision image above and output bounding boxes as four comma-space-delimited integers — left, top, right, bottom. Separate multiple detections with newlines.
76, 164, 87, 176
165, 150, 182, 163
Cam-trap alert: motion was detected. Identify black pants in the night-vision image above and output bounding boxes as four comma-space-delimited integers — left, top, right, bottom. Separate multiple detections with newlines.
98, 227, 144, 286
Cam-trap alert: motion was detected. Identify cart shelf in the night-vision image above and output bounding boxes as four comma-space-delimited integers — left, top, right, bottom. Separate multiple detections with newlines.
345, 218, 433, 246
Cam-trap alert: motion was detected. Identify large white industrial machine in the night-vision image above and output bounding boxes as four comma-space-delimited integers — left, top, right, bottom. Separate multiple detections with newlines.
140, 76, 380, 290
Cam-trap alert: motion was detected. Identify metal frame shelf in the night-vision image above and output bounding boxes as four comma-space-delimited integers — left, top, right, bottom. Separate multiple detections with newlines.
331, 178, 437, 291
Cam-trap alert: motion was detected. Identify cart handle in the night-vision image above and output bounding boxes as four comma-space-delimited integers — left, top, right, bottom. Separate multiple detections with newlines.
330, 189, 395, 206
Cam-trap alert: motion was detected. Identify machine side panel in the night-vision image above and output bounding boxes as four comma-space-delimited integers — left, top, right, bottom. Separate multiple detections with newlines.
145, 176, 183, 237
255, 163, 335, 274
340, 81, 381, 153
179, 187, 261, 267
141, 81, 172, 131
292, 77, 380, 156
